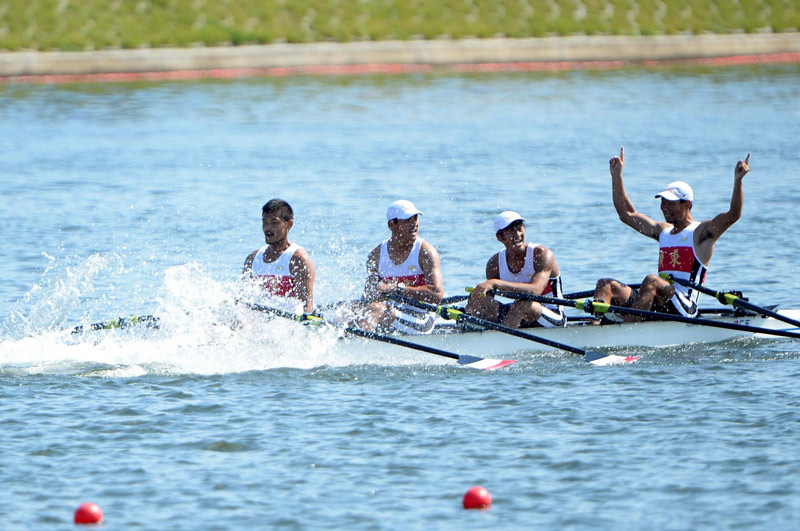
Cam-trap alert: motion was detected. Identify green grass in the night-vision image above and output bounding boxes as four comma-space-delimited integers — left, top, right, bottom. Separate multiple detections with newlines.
0, 0, 797, 52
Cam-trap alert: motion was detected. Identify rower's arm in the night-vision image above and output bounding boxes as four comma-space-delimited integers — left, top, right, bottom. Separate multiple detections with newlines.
479, 247, 556, 296
469, 255, 502, 298
401, 241, 443, 304
695, 153, 750, 259
242, 250, 257, 277
363, 246, 382, 300
485, 254, 500, 281
289, 249, 316, 313
609, 146, 664, 240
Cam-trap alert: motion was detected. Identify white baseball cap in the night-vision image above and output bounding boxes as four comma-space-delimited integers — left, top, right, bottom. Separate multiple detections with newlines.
494, 211, 526, 233
655, 181, 694, 202
386, 199, 423, 221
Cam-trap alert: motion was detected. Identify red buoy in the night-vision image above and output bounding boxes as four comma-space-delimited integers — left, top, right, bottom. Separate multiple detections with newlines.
462, 486, 492, 510
74, 502, 103, 524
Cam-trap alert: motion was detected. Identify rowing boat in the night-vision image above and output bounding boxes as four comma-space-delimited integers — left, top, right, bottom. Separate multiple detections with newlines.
69, 303, 800, 369
344, 308, 800, 358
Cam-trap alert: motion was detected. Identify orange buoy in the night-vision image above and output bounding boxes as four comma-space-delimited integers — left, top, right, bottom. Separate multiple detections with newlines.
462, 486, 492, 510
74, 502, 103, 524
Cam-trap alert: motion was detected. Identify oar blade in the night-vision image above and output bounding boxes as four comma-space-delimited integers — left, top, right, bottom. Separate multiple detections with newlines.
583, 350, 640, 366
457, 354, 516, 370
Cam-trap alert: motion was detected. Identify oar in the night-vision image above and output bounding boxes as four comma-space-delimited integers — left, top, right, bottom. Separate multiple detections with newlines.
478, 285, 642, 300
441, 294, 470, 305
239, 301, 515, 370
662, 274, 800, 329
390, 295, 637, 366
237, 300, 326, 325
71, 314, 160, 334
553, 284, 643, 300
493, 290, 800, 340
318, 294, 471, 312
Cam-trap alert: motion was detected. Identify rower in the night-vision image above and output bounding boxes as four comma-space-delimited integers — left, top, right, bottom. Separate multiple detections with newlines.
594, 146, 751, 321
243, 198, 316, 313
466, 211, 567, 329
358, 199, 443, 334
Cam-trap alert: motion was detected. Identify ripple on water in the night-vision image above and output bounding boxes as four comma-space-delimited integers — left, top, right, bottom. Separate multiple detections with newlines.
2, 66, 800, 528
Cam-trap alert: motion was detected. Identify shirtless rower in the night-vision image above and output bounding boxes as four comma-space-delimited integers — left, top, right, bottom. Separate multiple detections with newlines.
594, 147, 751, 320
359, 199, 443, 333
243, 198, 316, 313
466, 211, 566, 329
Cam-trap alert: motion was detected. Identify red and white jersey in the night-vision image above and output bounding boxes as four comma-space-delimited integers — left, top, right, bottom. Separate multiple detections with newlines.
250, 243, 299, 297
658, 221, 708, 316
378, 238, 426, 287
378, 238, 435, 334
498, 243, 562, 299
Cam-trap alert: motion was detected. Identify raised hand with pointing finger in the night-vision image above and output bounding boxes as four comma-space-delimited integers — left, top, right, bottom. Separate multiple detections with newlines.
735, 152, 750, 181
609, 145, 624, 178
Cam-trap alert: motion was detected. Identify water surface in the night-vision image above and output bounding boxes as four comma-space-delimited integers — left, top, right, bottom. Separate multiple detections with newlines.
1, 65, 799, 528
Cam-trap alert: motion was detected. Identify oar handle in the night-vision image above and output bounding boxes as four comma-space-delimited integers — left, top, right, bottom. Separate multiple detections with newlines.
237, 300, 324, 325
470, 285, 643, 300
561, 284, 642, 300
470, 287, 614, 313
490, 289, 601, 313
441, 294, 470, 305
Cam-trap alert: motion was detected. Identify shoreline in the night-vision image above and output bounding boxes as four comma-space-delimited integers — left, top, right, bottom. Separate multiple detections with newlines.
2, 33, 799, 84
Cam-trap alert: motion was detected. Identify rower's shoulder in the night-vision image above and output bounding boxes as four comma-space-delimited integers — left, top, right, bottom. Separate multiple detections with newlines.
366, 244, 382, 267
485, 252, 500, 272
244, 249, 258, 263
646, 221, 672, 240
533, 244, 556, 260
693, 216, 718, 233
692, 217, 726, 247
289, 245, 316, 275
243, 249, 258, 272
290, 244, 313, 261
419, 240, 441, 267
419, 238, 439, 254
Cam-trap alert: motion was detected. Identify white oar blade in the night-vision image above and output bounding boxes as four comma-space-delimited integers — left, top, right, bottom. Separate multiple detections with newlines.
585, 351, 640, 366
458, 355, 516, 370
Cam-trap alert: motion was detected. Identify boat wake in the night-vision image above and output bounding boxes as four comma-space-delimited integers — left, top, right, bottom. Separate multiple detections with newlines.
0, 260, 437, 376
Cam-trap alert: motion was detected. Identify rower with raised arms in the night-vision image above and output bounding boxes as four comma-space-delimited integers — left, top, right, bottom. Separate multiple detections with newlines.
359, 199, 444, 334
594, 146, 751, 320
466, 211, 567, 329
243, 198, 316, 313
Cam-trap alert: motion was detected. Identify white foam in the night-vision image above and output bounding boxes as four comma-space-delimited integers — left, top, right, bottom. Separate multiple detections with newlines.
1, 262, 443, 376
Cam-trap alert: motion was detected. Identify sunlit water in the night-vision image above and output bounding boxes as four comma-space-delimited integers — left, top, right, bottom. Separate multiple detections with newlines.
1, 65, 799, 528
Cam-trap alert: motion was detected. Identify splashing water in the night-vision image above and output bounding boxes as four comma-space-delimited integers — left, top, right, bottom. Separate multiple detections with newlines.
2, 253, 128, 339
0, 259, 440, 376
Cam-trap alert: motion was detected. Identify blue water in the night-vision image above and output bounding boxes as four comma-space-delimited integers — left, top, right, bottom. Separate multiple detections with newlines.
1, 65, 800, 528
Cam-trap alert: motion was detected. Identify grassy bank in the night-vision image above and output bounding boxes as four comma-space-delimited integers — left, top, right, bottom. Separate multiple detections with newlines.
2, 0, 799, 52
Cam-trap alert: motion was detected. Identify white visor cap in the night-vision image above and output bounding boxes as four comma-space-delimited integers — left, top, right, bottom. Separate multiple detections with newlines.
655, 180, 694, 202
494, 211, 526, 233
387, 199, 423, 221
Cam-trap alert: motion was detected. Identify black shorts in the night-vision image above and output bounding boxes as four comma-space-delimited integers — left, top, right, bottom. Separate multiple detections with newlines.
497, 302, 566, 328
623, 288, 683, 317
